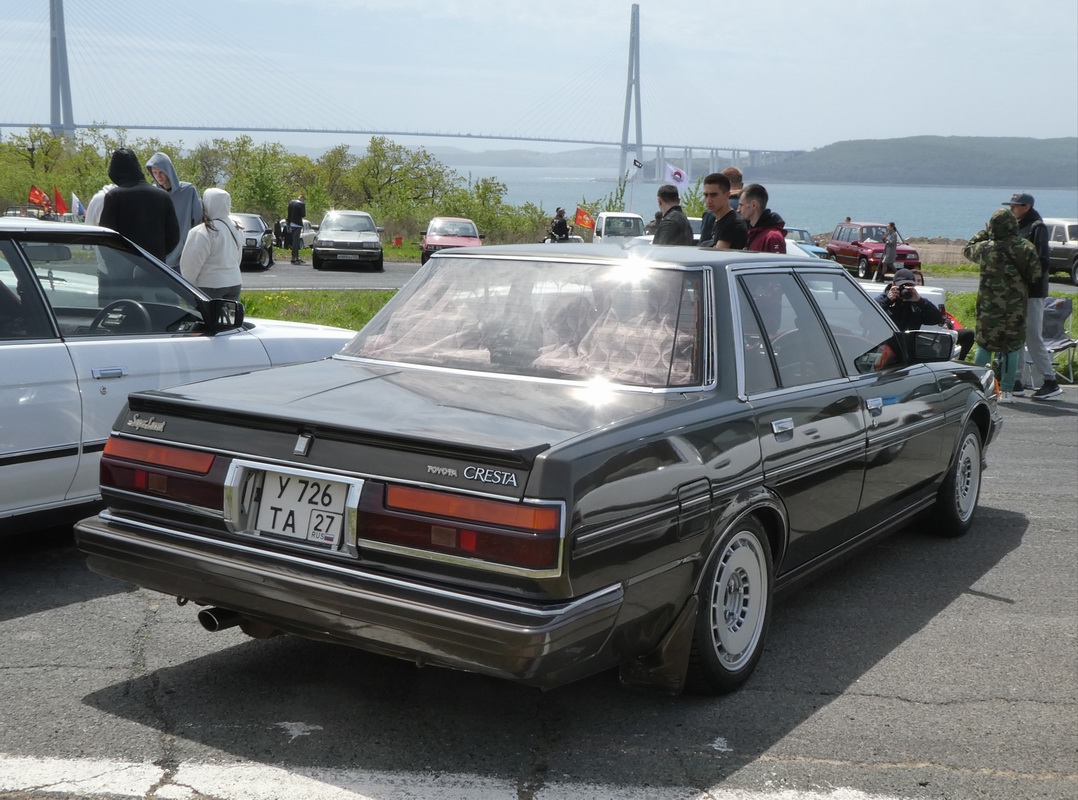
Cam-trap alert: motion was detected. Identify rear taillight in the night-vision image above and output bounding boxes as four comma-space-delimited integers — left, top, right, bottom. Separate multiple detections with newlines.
359, 485, 562, 572
101, 436, 222, 509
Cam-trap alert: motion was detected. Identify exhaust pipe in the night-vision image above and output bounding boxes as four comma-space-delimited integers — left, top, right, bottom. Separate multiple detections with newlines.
197, 607, 244, 632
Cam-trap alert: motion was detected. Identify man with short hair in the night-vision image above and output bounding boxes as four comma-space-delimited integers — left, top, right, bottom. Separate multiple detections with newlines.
739, 184, 786, 253
652, 184, 695, 246
875, 268, 943, 331
1004, 192, 1060, 400
722, 166, 744, 211
287, 194, 306, 264
700, 172, 747, 250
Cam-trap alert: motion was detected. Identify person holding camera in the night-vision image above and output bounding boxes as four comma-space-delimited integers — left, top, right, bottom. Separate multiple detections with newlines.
875, 268, 942, 331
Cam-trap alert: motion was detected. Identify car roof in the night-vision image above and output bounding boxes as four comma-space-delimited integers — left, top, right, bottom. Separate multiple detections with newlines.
429, 216, 475, 223
1042, 217, 1077, 225
437, 242, 824, 269
0, 217, 109, 234
323, 210, 372, 217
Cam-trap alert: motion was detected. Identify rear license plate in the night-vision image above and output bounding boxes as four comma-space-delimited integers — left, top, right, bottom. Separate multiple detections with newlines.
256, 470, 348, 546
338, 254, 360, 260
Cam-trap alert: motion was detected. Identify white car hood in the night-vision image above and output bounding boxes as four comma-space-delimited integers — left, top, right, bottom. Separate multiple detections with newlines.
243, 317, 356, 366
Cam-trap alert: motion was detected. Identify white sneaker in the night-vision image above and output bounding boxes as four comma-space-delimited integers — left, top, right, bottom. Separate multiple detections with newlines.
999, 392, 1014, 404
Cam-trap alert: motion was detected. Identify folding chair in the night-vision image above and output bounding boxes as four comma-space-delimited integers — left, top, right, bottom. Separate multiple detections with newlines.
1042, 297, 1077, 382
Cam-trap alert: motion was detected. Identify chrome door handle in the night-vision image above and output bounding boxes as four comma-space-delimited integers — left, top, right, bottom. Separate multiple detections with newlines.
771, 418, 794, 435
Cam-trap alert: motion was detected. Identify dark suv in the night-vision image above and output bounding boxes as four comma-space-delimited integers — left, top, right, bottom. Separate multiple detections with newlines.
1043, 218, 1078, 285
826, 222, 921, 278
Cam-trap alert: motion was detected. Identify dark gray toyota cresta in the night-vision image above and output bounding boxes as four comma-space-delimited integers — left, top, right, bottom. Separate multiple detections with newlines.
76, 244, 1002, 695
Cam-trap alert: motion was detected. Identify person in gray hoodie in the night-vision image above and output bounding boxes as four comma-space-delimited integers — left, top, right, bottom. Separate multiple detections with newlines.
145, 151, 202, 269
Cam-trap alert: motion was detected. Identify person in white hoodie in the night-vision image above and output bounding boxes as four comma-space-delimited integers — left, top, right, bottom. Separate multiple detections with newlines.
179, 188, 243, 301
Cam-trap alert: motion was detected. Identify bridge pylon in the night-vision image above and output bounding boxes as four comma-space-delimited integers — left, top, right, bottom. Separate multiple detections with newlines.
618, 4, 644, 179
49, 0, 76, 136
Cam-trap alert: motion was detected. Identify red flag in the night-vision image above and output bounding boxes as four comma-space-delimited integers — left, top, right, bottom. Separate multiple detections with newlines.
28, 185, 47, 206
574, 206, 595, 230
53, 187, 69, 216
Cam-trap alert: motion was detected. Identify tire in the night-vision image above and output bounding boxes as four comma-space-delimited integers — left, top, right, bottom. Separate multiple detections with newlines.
258, 248, 271, 270
373, 255, 384, 272
857, 257, 870, 279
686, 516, 773, 694
312, 253, 322, 270
933, 421, 983, 537
1069, 257, 1078, 287
420, 251, 430, 265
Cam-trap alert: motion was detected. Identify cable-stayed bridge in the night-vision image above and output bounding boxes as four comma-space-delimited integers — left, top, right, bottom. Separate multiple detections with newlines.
2, 2, 801, 180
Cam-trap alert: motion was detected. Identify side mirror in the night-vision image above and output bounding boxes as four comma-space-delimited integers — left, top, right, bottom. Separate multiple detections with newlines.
478, 233, 486, 239
906, 329, 957, 362
206, 298, 245, 332
375, 226, 385, 233
419, 230, 427, 236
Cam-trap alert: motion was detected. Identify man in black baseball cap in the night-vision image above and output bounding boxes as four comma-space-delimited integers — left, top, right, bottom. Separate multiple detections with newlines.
874, 267, 943, 332
1003, 192, 1059, 399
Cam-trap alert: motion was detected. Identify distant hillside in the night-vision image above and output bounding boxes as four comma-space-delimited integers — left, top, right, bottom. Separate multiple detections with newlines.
750, 136, 1078, 188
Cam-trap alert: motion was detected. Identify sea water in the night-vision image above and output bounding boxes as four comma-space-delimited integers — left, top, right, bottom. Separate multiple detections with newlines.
454, 165, 1078, 240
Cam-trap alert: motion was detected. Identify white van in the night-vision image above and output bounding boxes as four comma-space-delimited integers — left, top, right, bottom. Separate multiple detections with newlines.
593, 212, 645, 244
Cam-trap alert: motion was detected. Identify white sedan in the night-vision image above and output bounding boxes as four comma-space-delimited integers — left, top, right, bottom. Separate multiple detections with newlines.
0, 218, 355, 535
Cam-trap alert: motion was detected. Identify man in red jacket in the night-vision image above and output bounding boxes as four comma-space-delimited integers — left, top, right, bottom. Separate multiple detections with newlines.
739, 184, 787, 253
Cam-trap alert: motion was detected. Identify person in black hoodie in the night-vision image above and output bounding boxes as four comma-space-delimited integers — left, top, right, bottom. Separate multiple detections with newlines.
98, 148, 179, 263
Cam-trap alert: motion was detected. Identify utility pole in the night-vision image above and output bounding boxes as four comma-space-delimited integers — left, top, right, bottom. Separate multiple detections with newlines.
50, 0, 76, 136
618, 4, 643, 180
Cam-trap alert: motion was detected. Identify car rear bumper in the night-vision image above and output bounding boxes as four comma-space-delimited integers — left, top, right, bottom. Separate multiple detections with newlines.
313, 247, 382, 264
76, 512, 624, 689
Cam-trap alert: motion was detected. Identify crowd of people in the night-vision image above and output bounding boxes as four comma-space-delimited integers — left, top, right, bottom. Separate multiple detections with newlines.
89, 148, 243, 299
548, 173, 1064, 404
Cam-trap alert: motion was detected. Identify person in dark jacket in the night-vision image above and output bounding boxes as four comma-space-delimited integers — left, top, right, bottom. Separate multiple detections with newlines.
287, 194, 306, 264
99, 148, 180, 263
874, 268, 943, 331
652, 184, 694, 245
1005, 192, 1061, 400
739, 184, 786, 253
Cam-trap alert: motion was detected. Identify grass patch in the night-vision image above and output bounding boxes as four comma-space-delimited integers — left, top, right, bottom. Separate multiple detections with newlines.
241, 289, 396, 330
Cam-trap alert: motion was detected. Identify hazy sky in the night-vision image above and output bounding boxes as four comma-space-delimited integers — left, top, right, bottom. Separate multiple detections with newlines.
1, 0, 1076, 155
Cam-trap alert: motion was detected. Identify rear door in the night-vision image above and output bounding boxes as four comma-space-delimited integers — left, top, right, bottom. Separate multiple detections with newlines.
737, 271, 866, 569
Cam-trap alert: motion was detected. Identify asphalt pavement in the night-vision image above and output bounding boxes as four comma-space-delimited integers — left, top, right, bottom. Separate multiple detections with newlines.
1, 390, 1075, 799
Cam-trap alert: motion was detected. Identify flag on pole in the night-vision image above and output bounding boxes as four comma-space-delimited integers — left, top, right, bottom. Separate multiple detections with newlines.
71, 192, 86, 217
28, 185, 47, 206
633, 158, 644, 169
663, 163, 688, 187
53, 187, 69, 216
574, 206, 595, 230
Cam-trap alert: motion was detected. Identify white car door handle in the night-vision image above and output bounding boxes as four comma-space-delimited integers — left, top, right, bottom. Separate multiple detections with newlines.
92, 367, 128, 379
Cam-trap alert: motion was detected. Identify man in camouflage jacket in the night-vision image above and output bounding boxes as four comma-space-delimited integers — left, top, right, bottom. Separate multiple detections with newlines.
963, 208, 1042, 402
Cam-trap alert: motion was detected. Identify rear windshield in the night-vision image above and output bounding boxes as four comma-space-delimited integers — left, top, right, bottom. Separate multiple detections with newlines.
342, 257, 706, 389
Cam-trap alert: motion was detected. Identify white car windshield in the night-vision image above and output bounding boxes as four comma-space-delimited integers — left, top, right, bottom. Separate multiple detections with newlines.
322, 214, 375, 233
342, 257, 705, 389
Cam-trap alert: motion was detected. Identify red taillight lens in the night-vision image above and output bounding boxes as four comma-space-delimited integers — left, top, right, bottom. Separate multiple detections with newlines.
386, 485, 558, 531
101, 436, 221, 509
104, 437, 215, 474
364, 485, 562, 571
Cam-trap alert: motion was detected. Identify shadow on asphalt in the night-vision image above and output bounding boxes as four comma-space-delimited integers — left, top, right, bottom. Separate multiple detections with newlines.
0, 524, 135, 623
80, 507, 1028, 791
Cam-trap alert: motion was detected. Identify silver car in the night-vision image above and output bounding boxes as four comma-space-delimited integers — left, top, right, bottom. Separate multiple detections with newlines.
312, 211, 384, 271
0, 218, 355, 535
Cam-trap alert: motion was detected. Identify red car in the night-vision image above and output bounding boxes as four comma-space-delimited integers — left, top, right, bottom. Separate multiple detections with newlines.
420, 217, 483, 264
826, 221, 921, 278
